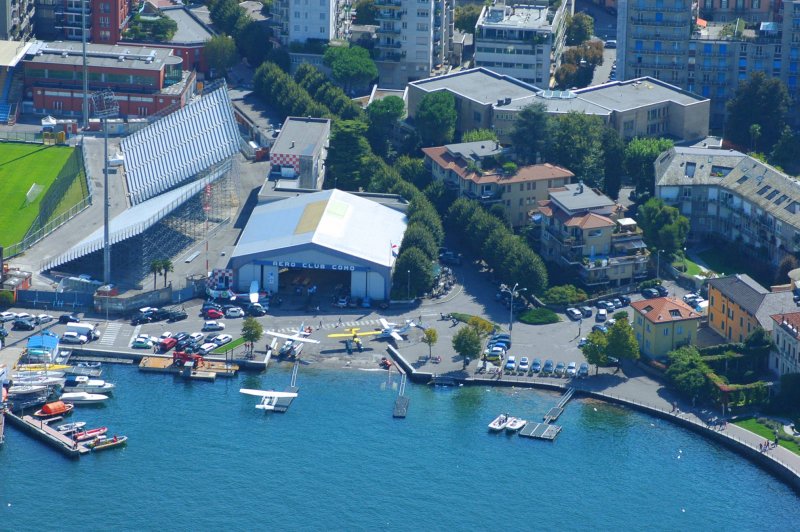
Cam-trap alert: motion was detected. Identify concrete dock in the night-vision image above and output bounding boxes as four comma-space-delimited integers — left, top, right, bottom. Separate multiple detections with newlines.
138, 356, 238, 378
5, 412, 89, 458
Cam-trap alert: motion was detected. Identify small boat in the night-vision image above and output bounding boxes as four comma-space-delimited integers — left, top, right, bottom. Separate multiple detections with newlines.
85, 435, 127, 451
73, 427, 108, 442
63, 376, 115, 394
505, 418, 527, 433
12, 375, 65, 388
16, 364, 72, 372
56, 421, 86, 434
488, 413, 511, 432
76, 362, 102, 369
65, 365, 103, 377
12, 370, 66, 379
34, 401, 74, 418
8, 384, 48, 396
59, 392, 109, 405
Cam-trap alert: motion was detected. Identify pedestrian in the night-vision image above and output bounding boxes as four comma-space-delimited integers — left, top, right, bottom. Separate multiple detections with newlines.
319, 320, 323, 329
418, 314, 422, 324
338, 316, 342, 326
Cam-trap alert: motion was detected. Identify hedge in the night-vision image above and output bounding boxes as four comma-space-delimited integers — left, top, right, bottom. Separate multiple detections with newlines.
519, 308, 560, 325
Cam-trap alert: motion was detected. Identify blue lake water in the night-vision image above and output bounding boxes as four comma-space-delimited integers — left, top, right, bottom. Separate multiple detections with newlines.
1, 364, 798, 530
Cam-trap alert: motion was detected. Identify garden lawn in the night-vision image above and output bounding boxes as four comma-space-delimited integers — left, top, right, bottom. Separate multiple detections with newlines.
679, 257, 704, 277
49, 166, 88, 222
213, 337, 247, 354
696, 246, 772, 287
0, 143, 75, 247
735, 418, 800, 456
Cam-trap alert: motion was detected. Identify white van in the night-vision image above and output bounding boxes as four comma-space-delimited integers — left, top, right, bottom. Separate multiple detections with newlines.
596, 309, 608, 322
66, 323, 101, 340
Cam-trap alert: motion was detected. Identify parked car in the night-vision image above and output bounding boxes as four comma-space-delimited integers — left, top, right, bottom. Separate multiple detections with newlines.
198, 342, 218, 355
159, 332, 173, 341
605, 39, 617, 48
592, 324, 608, 333
566, 307, 582, 321
335, 297, 349, 308
595, 300, 610, 310
542, 359, 554, 375
611, 298, 623, 309
578, 362, 590, 378
13, 318, 36, 331
606, 318, 617, 327
485, 346, 506, 360
518, 357, 530, 372
150, 308, 171, 321
167, 310, 188, 322
504, 355, 517, 371
225, 307, 244, 318
554, 361, 566, 376
202, 321, 225, 331
580, 306, 593, 318
61, 331, 88, 344
578, 337, 588, 347
566, 362, 577, 378
487, 338, 511, 350
642, 288, 659, 299
36, 314, 54, 325
173, 332, 190, 342
59, 313, 80, 324
596, 309, 608, 322
248, 303, 267, 316
205, 308, 224, 319
531, 358, 542, 373
202, 301, 223, 312
212, 333, 233, 346
619, 295, 631, 306
189, 332, 205, 343
655, 285, 669, 297
130, 312, 152, 325
159, 337, 178, 352
0, 311, 16, 323
490, 333, 511, 344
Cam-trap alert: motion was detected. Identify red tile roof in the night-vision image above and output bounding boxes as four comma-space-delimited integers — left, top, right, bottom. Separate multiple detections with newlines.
631, 297, 701, 323
563, 212, 614, 229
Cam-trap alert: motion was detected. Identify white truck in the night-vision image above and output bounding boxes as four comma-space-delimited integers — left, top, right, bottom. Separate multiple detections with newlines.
66, 323, 101, 341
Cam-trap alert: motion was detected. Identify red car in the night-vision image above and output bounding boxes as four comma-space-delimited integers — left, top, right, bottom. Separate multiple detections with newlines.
159, 337, 178, 352
205, 308, 224, 319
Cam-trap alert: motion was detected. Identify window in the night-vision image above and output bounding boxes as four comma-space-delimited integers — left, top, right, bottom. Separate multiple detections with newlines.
637, 316, 643, 325
677, 326, 683, 335
663, 328, 669, 336
320, 13, 326, 19
646, 324, 651, 332
473, 111, 481, 122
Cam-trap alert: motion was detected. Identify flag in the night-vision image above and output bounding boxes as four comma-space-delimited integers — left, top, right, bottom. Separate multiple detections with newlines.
391, 242, 398, 257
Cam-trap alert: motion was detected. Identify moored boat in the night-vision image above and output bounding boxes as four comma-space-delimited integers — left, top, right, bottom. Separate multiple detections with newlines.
488, 413, 510, 432
65, 366, 103, 378
56, 421, 86, 434
59, 392, 109, 405
12, 375, 65, 388
85, 435, 127, 451
63, 376, 115, 394
505, 417, 527, 433
73, 427, 108, 442
16, 364, 72, 372
34, 401, 74, 418
8, 384, 48, 397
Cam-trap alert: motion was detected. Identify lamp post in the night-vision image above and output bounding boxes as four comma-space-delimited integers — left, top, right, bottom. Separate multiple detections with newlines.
407, 269, 411, 300
500, 282, 527, 331
656, 249, 663, 279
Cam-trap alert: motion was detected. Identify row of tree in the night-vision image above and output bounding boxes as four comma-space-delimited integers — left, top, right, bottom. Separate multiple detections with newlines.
636, 197, 690, 256
446, 198, 549, 295
580, 319, 640, 373
294, 62, 364, 120
253, 62, 331, 120
206, 0, 281, 70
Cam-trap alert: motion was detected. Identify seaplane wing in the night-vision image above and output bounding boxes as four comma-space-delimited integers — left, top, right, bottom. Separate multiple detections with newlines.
266, 331, 320, 344
328, 329, 381, 338
379, 318, 398, 329
239, 389, 298, 398
249, 281, 259, 304
390, 331, 404, 342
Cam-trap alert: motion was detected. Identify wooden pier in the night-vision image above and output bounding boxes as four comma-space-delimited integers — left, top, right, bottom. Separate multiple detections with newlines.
0, 410, 5, 445
138, 356, 239, 378
5, 412, 89, 458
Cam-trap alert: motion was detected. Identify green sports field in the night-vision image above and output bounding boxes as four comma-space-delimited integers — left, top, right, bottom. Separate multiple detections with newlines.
0, 143, 77, 247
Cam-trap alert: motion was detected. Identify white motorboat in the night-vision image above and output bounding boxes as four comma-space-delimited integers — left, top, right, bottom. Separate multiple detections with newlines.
12, 370, 66, 379
7, 384, 48, 396
63, 376, 115, 394
59, 392, 109, 405
56, 421, 86, 435
505, 418, 527, 433
12, 375, 65, 388
65, 365, 103, 377
488, 413, 511, 432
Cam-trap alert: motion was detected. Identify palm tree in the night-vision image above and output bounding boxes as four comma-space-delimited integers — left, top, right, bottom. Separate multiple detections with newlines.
161, 259, 174, 288
149, 260, 162, 290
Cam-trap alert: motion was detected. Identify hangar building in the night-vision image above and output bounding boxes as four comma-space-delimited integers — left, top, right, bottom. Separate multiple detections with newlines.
230, 189, 407, 301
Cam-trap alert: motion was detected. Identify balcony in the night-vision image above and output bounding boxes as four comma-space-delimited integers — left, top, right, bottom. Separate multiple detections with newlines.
631, 18, 689, 28
377, 26, 401, 34
376, 10, 405, 20
374, 0, 403, 7
375, 41, 402, 49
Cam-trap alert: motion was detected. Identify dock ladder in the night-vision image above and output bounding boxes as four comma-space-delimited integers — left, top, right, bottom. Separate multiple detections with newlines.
290, 360, 299, 387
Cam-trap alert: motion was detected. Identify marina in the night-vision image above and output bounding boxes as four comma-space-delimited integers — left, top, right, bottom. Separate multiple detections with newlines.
4, 412, 90, 457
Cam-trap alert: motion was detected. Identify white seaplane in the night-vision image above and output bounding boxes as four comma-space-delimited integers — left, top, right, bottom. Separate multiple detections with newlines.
266, 323, 320, 358
239, 388, 299, 411
375, 318, 416, 342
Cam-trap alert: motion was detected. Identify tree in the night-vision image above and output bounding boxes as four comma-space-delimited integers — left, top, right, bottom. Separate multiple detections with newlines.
392, 247, 434, 298
542, 284, 588, 305
776, 254, 799, 284
749, 123, 762, 152
150, 260, 162, 290
467, 316, 494, 338
396, 156, 430, 190
566, 12, 594, 45
400, 223, 439, 261
554, 63, 582, 89
665, 346, 710, 400
422, 327, 438, 360
452, 326, 481, 368
326, 120, 373, 190
606, 320, 640, 362
602, 127, 625, 200
241, 317, 263, 355
210, 0, 248, 35
624, 137, 674, 199
454, 4, 482, 33
323, 45, 378, 93
581, 330, 608, 375
366, 95, 405, 156
637, 197, 690, 255
461, 128, 498, 143
548, 112, 607, 189
726, 72, 790, 152
205, 34, 238, 76
160, 259, 174, 288
770, 126, 800, 171
236, 21, 271, 67
353, 0, 378, 24
415, 91, 457, 146
510, 103, 549, 164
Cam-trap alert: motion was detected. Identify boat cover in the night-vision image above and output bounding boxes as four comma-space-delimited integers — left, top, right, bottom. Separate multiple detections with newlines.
41, 401, 67, 414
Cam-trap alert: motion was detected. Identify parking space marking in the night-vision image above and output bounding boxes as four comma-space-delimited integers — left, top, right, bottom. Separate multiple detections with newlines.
128, 325, 142, 347
98, 322, 122, 346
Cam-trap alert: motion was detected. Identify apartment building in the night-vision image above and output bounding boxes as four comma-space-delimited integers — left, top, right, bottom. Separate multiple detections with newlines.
473, 0, 570, 86
769, 312, 800, 376
422, 140, 573, 226
0, 0, 35, 41
406, 68, 709, 143
34, 0, 130, 43
618, 0, 800, 127
538, 182, 649, 286
655, 146, 800, 266
631, 297, 701, 358
706, 274, 795, 342
273, 0, 338, 45
268, 116, 330, 190
373, 0, 452, 88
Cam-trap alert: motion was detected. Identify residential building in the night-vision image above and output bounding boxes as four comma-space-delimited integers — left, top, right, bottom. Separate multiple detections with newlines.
273, 0, 338, 45
474, 0, 570, 86
655, 147, 800, 267
422, 140, 574, 226
769, 312, 800, 376
373, 0, 452, 88
617, 0, 800, 127
1, 0, 35, 41
34, 0, 130, 43
706, 274, 796, 343
538, 182, 649, 286
22, 41, 195, 118
631, 297, 701, 358
406, 68, 709, 143
268, 117, 331, 190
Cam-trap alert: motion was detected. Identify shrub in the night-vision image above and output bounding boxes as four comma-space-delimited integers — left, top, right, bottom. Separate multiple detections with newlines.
450, 313, 500, 332
612, 310, 629, 320
0, 291, 13, 307
638, 279, 663, 290
519, 307, 560, 325
542, 284, 588, 305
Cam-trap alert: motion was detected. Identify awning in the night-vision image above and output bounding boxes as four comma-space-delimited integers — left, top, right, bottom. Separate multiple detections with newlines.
616, 240, 647, 251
